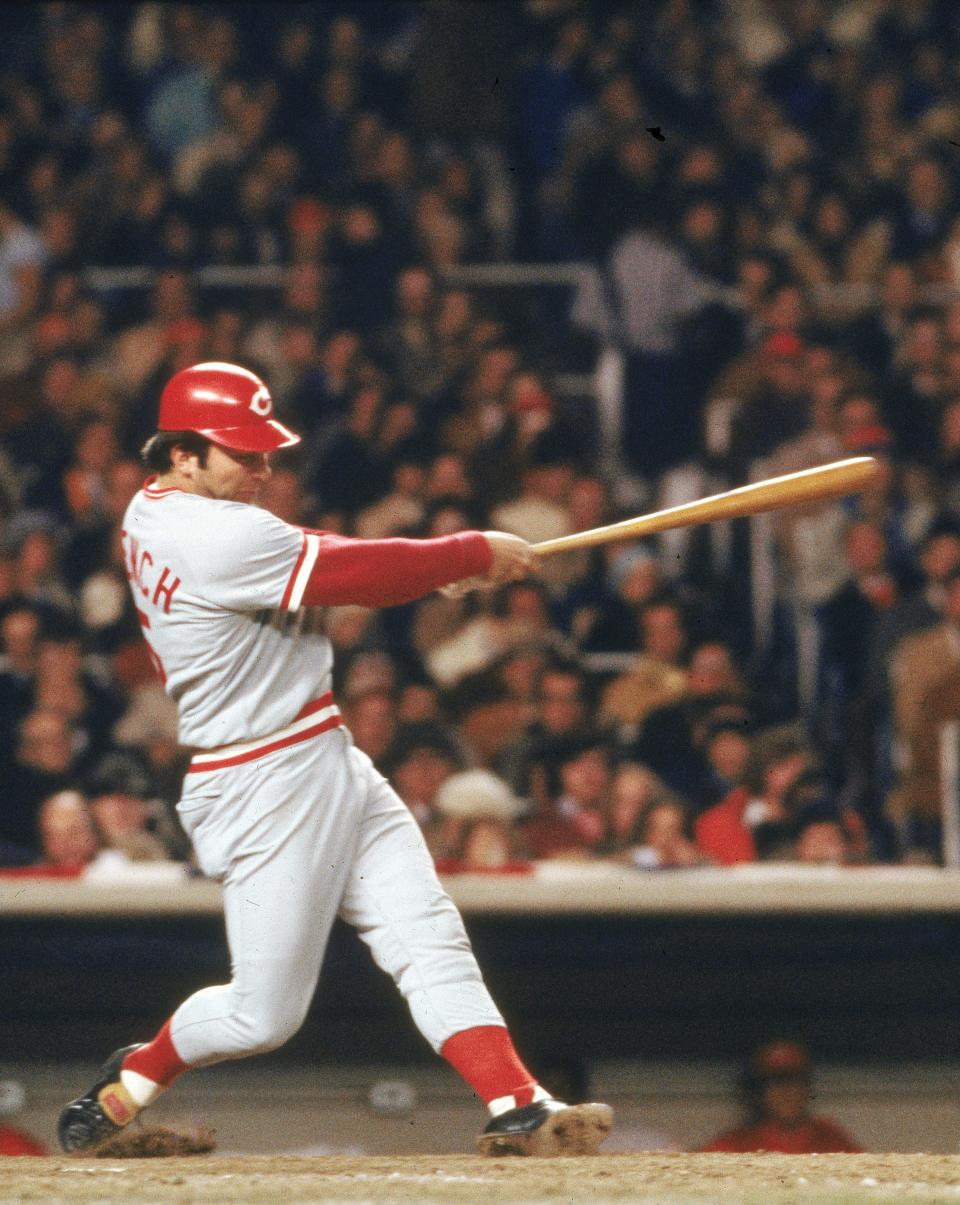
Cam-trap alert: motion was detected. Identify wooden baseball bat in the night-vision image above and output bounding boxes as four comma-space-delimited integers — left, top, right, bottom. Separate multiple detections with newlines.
532, 456, 879, 557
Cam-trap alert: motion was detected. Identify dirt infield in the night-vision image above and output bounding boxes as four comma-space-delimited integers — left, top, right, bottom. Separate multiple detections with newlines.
4, 1153, 960, 1204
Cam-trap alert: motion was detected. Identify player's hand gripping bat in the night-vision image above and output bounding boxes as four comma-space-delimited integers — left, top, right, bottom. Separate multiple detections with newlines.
442, 457, 878, 596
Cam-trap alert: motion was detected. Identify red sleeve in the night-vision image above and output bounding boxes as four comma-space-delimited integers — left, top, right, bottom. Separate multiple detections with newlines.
300, 530, 493, 608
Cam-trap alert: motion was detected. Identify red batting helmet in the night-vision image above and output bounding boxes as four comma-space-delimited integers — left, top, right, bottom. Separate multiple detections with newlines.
158, 362, 301, 453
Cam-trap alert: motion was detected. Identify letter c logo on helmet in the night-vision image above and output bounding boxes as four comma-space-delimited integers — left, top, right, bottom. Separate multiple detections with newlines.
249, 385, 272, 417
158, 362, 301, 453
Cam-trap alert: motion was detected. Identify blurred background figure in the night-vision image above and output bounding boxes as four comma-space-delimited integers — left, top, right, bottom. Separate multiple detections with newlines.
614, 793, 706, 870
701, 1040, 863, 1154
0, 1080, 47, 1156
522, 731, 612, 860
35, 790, 100, 873
430, 768, 531, 871
694, 725, 816, 865
88, 791, 171, 862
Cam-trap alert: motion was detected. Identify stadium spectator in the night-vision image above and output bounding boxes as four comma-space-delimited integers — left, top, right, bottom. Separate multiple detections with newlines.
599, 595, 691, 735
495, 659, 589, 799
88, 791, 170, 862
791, 803, 858, 866
631, 640, 749, 805
725, 331, 811, 482
342, 687, 397, 769
35, 790, 100, 872
816, 519, 903, 780
888, 567, 960, 849
570, 209, 726, 483
3, 709, 81, 857
844, 261, 918, 381
0, 197, 46, 377
32, 628, 123, 762
701, 1040, 863, 1154
620, 796, 705, 870
430, 768, 530, 872
697, 713, 754, 811
522, 732, 612, 860
600, 763, 705, 869
694, 725, 815, 865
0, 604, 40, 748
355, 453, 427, 540
384, 721, 462, 834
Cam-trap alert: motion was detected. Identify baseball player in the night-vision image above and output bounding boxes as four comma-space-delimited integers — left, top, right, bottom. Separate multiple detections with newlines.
57, 362, 612, 1157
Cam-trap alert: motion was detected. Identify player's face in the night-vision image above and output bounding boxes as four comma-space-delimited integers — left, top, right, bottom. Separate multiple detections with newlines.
196, 445, 272, 503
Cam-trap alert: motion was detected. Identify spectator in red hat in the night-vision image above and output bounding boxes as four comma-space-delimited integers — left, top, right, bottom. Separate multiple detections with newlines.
725, 329, 811, 482
700, 1040, 863, 1153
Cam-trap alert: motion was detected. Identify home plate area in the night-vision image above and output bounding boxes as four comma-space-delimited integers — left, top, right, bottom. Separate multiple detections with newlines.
5, 1153, 960, 1204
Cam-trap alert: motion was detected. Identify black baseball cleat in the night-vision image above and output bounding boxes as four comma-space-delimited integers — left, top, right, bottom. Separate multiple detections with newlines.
477, 1098, 614, 1156
58, 1044, 145, 1153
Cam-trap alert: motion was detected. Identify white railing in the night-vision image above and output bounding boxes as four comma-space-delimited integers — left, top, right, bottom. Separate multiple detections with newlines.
6, 863, 960, 917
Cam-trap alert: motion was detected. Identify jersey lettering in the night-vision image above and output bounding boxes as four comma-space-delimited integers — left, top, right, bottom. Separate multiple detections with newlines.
122, 531, 180, 612
152, 566, 182, 613
122, 488, 334, 747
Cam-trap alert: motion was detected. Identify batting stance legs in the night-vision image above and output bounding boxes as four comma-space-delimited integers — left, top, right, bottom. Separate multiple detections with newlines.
167, 730, 508, 1063
59, 730, 613, 1154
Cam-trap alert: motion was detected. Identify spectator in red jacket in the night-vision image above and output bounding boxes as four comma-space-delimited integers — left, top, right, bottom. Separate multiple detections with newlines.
695, 725, 814, 865
701, 1040, 863, 1154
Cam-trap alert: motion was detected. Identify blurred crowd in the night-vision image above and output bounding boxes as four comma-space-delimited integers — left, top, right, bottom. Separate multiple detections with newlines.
2, 0, 960, 876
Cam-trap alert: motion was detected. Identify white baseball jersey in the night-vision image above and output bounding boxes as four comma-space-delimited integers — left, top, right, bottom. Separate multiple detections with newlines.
121, 479, 331, 752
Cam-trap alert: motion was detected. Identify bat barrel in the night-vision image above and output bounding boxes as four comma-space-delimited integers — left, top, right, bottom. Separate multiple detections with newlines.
532, 456, 879, 557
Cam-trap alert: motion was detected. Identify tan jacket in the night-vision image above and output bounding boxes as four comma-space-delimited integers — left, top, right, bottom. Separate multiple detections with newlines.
890, 624, 960, 763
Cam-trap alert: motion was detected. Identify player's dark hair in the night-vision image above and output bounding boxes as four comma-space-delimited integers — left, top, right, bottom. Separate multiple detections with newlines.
141, 431, 212, 472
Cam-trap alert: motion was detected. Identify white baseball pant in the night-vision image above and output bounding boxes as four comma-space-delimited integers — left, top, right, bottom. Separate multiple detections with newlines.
170, 727, 505, 1065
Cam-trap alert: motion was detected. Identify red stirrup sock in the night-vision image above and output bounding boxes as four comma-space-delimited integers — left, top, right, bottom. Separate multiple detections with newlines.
119, 1020, 190, 1107
441, 1025, 550, 1117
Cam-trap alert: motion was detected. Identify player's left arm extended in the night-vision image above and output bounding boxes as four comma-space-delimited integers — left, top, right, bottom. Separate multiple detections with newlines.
297, 530, 494, 608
